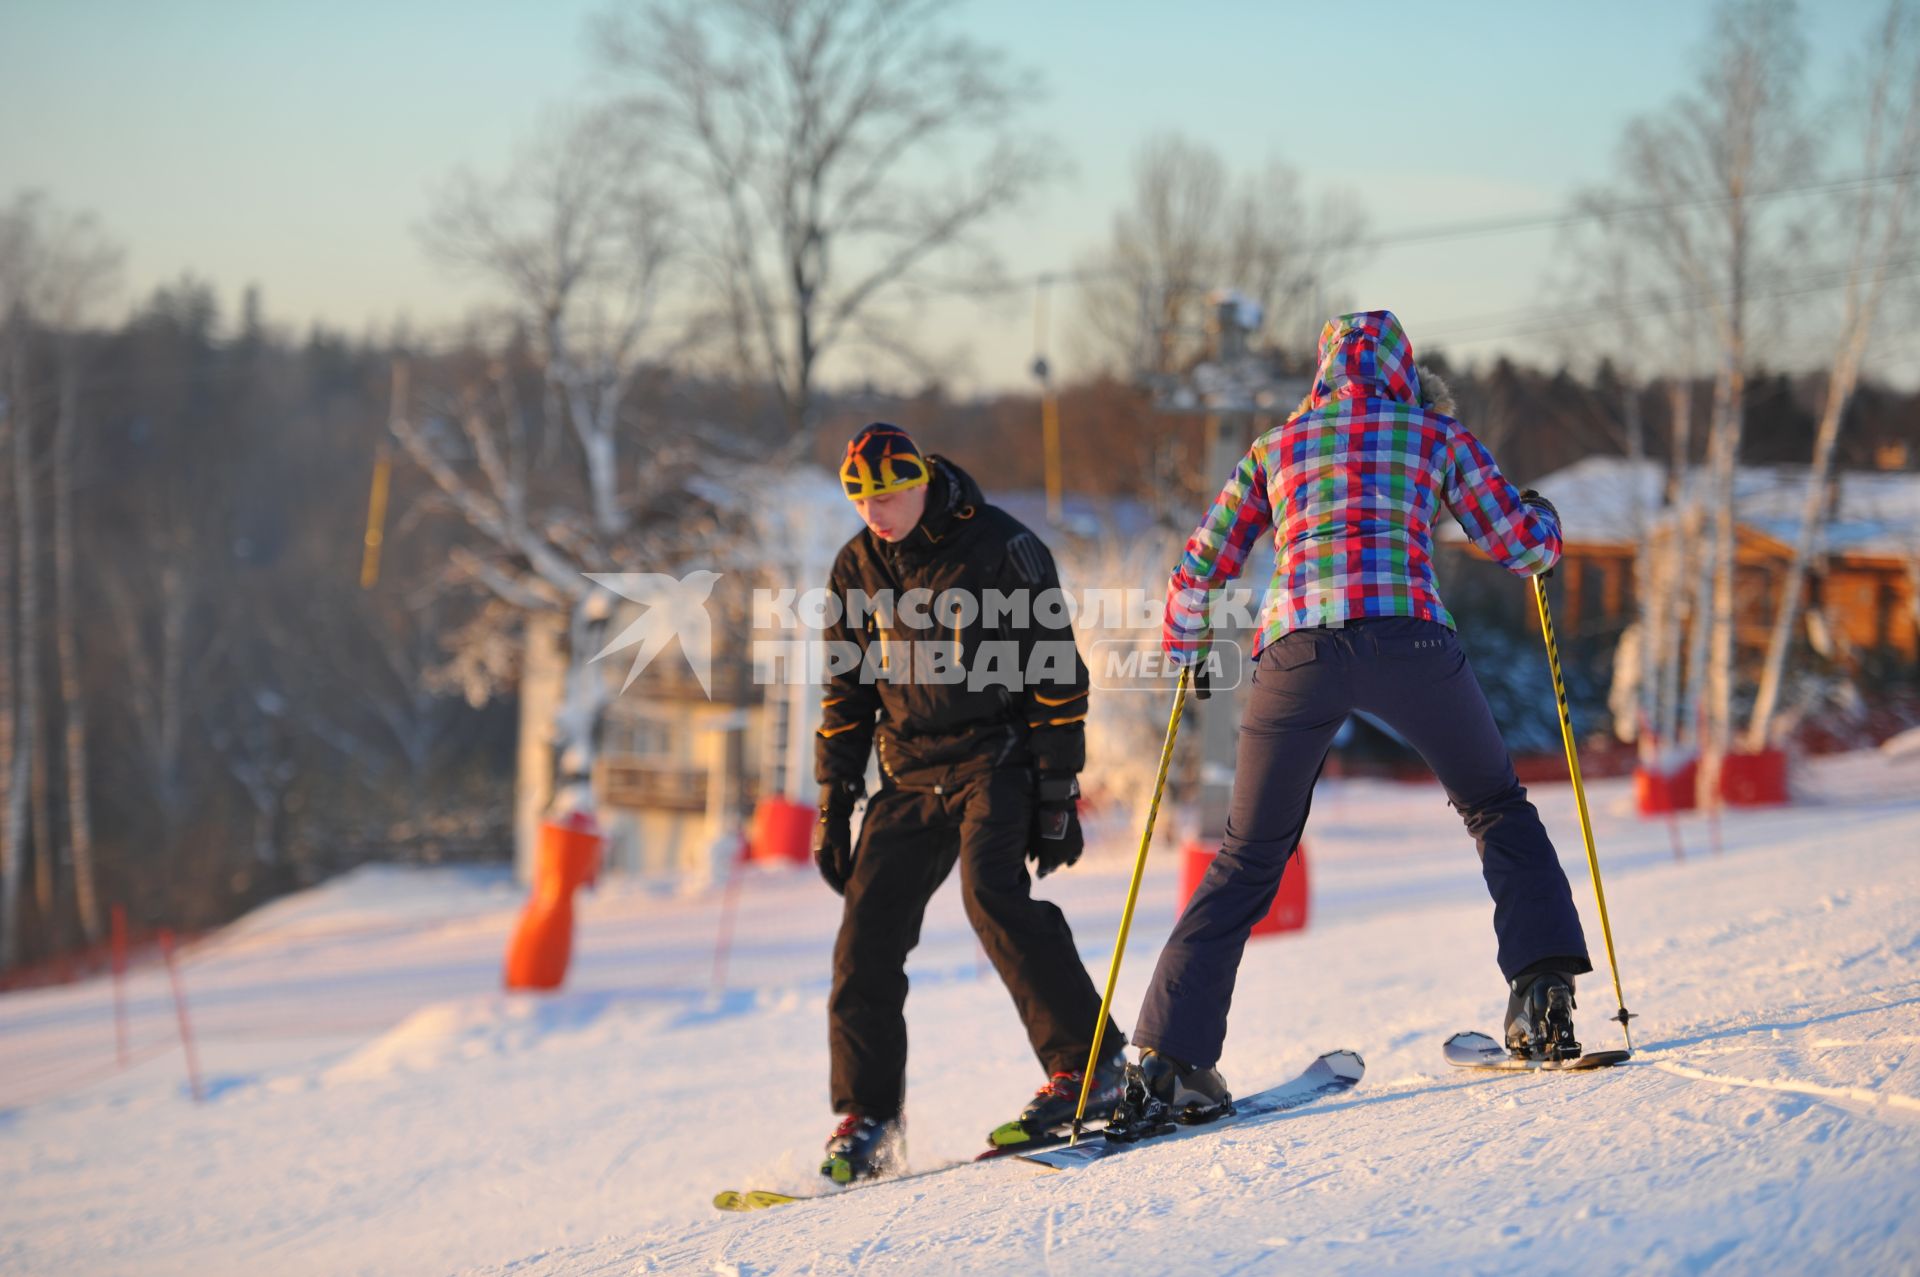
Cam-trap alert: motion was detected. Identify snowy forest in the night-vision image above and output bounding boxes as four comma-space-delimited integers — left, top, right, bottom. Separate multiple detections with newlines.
3, 0, 1920, 977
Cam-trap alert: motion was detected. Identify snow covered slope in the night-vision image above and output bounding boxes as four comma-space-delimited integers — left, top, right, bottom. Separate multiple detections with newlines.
4, 756, 1919, 1275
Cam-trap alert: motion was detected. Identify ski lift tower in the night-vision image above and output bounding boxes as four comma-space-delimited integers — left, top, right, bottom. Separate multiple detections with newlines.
1149, 291, 1310, 848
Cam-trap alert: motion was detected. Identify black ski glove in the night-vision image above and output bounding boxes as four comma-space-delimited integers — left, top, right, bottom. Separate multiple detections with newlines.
813, 778, 863, 895
1030, 772, 1084, 878
1520, 489, 1560, 578
1519, 488, 1559, 522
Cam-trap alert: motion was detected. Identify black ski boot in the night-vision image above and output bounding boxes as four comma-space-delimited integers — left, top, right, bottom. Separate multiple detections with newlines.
986, 1047, 1128, 1148
1505, 970, 1582, 1061
1105, 1049, 1235, 1142
820, 1112, 904, 1185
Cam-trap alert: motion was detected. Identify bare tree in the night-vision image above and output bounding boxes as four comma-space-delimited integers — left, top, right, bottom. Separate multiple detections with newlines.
422, 108, 679, 539
1078, 136, 1227, 377
0, 378, 15, 966
1747, 0, 1920, 750
1660, 377, 1699, 751
1554, 197, 1697, 759
0, 202, 35, 964
1076, 134, 1364, 376
595, 0, 1054, 442
0, 194, 123, 958
10, 306, 49, 928
402, 113, 705, 811
35, 206, 118, 942
1604, 0, 1811, 796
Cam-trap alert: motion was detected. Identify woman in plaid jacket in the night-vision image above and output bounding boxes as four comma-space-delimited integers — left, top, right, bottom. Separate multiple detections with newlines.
1126, 311, 1594, 1116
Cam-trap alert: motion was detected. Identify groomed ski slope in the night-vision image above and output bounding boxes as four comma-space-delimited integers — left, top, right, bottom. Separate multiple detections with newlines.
3, 753, 1918, 1275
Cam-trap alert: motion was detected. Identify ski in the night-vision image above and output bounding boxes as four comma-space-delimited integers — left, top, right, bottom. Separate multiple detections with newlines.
975, 1118, 1114, 1159
713, 1160, 968, 1213
1016, 1049, 1365, 1172
713, 1188, 806, 1212
1443, 1030, 1631, 1072
713, 1054, 1361, 1208
712, 1120, 1110, 1212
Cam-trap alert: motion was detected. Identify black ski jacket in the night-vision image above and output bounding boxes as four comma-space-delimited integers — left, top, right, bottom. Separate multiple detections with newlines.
814, 457, 1090, 790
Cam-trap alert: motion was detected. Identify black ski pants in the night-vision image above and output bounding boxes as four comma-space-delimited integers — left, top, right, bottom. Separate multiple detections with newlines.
1134, 617, 1591, 1070
829, 766, 1122, 1117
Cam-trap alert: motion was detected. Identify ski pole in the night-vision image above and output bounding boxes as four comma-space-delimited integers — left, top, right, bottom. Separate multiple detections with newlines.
1532, 574, 1635, 1052
1071, 664, 1193, 1144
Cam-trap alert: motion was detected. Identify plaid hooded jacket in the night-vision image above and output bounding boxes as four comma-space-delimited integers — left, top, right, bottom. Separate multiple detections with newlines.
1164, 310, 1561, 659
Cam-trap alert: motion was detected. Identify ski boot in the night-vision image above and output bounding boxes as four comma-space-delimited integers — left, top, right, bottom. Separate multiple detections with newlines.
1105, 1049, 1234, 1142
820, 1112, 904, 1185
985, 1047, 1128, 1149
1505, 970, 1582, 1062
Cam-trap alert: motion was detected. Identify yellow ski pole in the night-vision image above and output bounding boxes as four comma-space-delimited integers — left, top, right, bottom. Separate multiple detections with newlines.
1532, 574, 1635, 1052
1071, 665, 1194, 1144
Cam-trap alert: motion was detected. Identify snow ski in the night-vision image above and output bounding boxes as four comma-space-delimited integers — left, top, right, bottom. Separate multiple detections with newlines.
1018, 1049, 1364, 1172
1443, 1030, 1631, 1072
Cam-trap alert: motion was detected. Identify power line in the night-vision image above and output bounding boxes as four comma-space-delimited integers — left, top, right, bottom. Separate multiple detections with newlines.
961, 165, 1920, 300
1358, 167, 1920, 250
1422, 254, 1920, 346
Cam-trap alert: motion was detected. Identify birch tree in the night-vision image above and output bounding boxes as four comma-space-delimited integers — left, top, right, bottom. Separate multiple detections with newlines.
595, 0, 1055, 443
1606, 0, 1811, 796
9, 301, 47, 931
1660, 377, 1700, 751
402, 112, 702, 808
0, 376, 15, 966
31, 206, 118, 941
0, 204, 34, 963
1555, 186, 1720, 762
0, 196, 123, 957
1746, 0, 1920, 750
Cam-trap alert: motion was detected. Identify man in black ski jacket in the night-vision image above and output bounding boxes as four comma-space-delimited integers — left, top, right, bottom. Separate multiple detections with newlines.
811, 422, 1125, 1183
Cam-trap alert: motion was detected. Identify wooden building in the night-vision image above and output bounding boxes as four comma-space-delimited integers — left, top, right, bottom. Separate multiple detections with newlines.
1439, 457, 1920, 669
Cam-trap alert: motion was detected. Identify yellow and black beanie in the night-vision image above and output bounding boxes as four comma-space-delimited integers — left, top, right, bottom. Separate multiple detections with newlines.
839, 423, 931, 500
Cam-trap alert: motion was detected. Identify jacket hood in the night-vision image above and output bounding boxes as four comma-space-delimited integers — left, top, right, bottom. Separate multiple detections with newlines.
1304, 310, 1423, 410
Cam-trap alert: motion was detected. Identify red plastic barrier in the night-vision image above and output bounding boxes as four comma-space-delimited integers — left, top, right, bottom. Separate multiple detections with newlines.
749, 796, 817, 866
503, 810, 605, 991
1634, 760, 1699, 816
1179, 838, 1309, 937
1720, 748, 1789, 806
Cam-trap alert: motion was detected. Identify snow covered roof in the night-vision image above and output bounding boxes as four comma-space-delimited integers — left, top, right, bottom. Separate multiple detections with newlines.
1438, 456, 1920, 560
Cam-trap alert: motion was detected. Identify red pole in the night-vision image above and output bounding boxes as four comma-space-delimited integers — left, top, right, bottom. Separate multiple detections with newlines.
111, 905, 130, 1069
709, 835, 750, 995
158, 930, 204, 1103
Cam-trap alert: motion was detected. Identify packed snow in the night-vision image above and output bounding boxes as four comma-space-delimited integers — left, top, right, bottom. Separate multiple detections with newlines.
4, 753, 1919, 1275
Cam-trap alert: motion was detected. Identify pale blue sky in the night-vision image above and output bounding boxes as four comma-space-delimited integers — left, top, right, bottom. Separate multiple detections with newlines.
0, 0, 1874, 390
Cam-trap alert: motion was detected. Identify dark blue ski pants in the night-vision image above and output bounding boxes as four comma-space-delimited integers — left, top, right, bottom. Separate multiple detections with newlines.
1133, 617, 1591, 1069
